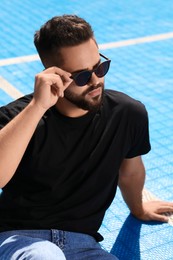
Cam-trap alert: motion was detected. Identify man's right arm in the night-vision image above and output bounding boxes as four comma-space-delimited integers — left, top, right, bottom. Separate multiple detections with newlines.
0, 67, 72, 188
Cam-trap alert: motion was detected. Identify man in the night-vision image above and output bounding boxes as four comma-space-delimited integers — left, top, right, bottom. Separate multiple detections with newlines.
0, 15, 173, 260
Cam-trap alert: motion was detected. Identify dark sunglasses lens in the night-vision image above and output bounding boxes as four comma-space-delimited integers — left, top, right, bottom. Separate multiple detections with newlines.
95, 61, 110, 78
74, 71, 91, 86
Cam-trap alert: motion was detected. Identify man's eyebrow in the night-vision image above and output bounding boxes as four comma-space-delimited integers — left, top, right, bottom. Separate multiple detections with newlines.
71, 58, 101, 75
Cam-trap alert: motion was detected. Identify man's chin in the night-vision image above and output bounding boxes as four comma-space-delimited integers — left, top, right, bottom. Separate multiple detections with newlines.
64, 89, 103, 112
84, 95, 103, 112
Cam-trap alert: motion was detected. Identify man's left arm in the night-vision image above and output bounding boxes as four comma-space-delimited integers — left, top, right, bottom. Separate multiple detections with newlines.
118, 156, 173, 222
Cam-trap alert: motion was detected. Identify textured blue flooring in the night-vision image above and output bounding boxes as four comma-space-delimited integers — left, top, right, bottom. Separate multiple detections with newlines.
0, 1, 173, 259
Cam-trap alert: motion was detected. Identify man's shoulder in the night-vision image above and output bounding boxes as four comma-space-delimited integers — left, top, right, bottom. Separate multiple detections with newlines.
104, 89, 141, 105
0, 93, 33, 112
0, 94, 33, 128
104, 89, 148, 119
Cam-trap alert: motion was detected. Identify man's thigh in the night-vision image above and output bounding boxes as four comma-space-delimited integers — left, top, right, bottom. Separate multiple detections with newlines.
64, 247, 118, 260
63, 231, 118, 260
0, 231, 65, 260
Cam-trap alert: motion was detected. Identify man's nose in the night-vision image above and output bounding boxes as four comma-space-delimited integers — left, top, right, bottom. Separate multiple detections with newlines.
88, 72, 100, 86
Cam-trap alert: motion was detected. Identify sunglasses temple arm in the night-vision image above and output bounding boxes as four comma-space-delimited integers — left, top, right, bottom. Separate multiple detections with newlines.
99, 53, 109, 60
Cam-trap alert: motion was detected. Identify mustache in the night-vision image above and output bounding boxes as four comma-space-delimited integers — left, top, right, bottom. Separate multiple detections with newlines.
83, 82, 104, 96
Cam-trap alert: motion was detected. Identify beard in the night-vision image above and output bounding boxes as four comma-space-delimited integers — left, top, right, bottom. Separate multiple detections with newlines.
64, 82, 104, 112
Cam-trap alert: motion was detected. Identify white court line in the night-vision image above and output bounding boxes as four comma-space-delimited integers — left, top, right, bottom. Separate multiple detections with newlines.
0, 54, 39, 67
0, 32, 173, 67
99, 31, 173, 49
0, 76, 23, 99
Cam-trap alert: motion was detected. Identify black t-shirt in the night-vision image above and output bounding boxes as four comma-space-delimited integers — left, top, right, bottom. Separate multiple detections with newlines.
0, 90, 151, 241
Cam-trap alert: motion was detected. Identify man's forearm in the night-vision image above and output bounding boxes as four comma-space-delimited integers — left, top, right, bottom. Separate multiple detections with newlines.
0, 99, 46, 188
119, 171, 145, 216
118, 156, 146, 217
0, 66, 72, 188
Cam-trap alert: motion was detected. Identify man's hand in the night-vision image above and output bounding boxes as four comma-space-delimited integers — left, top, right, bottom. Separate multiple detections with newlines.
119, 156, 173, 224
33, 66, 73, 111
133, 200, 173, 222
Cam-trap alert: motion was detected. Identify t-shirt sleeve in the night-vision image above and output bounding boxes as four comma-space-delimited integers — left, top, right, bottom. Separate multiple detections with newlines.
125, 101, 151, 158
0, 94, 33, 129
0, 105, 20, 129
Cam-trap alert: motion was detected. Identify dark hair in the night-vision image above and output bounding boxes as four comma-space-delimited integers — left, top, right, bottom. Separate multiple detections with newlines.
34, 15, 95, 67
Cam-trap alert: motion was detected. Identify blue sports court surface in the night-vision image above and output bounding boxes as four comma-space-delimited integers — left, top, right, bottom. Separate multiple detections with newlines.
0, 1, 173, 259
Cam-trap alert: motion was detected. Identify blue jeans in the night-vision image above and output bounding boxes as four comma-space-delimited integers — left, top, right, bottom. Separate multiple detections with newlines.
0, 229, 118, 259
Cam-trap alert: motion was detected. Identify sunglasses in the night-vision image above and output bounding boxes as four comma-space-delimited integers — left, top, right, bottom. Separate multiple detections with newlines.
70, 53, 111, 87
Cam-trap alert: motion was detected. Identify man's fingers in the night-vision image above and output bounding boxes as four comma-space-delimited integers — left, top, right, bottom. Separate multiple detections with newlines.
43, 73, 70, 95
157, 206, 173, 214
42, 67, 73, 90
56, 72, 73, 89
51, 84, 61, 97
153, 213, 169, 222
43, 66, 71, 79
50, 81, 64, 97
139, 201, 173, 223
157, 202, 173, 207
60, 72, 72, 82
151, 201, 173, 213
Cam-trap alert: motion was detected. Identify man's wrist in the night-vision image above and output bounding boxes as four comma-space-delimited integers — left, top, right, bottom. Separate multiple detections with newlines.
130, 205, 145, 218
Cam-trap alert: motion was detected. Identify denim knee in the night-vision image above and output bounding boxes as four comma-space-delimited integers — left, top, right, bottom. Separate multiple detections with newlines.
21, 240, 66, 260
0, 235, 66, 260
